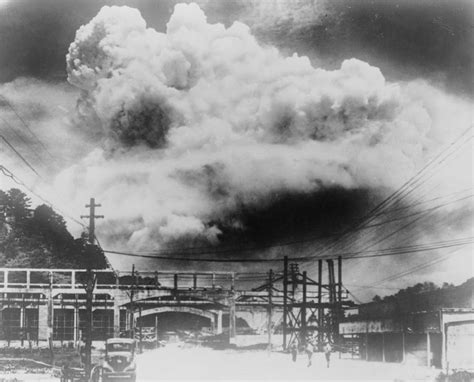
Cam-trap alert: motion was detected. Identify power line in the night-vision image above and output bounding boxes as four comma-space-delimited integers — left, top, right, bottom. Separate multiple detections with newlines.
102, 236, 473, 262
95, 190, 473, 261
0, 95, 55, 160
351, 195, 472, 256
1, 134, 41, 177
0, 164, 87, 229
368, 246, 467, 286
0, 116, 48, 168
308, 127, 473, 263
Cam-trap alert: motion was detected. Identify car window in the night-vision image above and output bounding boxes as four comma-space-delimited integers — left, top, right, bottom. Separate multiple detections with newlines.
107, 343, 133, 352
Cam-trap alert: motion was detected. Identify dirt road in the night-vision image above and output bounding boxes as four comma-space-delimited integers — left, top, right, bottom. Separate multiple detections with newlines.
136, 346, 440, 381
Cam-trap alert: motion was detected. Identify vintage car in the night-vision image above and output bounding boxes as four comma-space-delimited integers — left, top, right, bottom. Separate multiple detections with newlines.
101, 338, 137, 382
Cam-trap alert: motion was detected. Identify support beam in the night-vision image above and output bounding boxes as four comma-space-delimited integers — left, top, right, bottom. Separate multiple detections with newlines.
139, 306, 143, 353
113, 302, 120, 338
402, 331, 406, 363
427, 332, 431, 367
267, 269, 273, 352
301, 271, 307, 348
382, 332, 385, 363
47, 272, 53, 340
229, 293, 236, 344
217, 310, 223, 335
283, 256, 288, 350
73, 306, 79, 343
318, 259, 323, 349
155, 315, 159, 348
337, 256, 342, 303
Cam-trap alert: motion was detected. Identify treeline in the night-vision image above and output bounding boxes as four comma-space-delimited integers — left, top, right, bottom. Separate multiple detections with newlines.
360, 279, 474, 318
0, 188, 108, 269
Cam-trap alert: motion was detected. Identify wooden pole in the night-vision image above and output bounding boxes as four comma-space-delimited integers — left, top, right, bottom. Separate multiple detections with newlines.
267, 269, 273, 353
382, 332, 385, 362
130, 265, 135, 339
402, 331, 406, 363
80, 198, 102, 380
426, 332, 431, 367
139, 306, 143, 353
155, 315, 159, 349
229, 293, 236, 344
318, 259, 323, 350
301, 271, 307, 348
283, 256, 288, 350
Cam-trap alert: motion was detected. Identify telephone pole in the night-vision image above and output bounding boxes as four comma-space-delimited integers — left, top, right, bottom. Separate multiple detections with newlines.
81, 198, 104, 245
81, 198, 103, 378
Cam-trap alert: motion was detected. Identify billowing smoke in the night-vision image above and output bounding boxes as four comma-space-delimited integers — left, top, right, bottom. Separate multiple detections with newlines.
58, 3, 471, 263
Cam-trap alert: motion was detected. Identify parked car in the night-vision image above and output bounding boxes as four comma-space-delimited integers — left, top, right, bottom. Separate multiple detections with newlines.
101, 338, 137, 382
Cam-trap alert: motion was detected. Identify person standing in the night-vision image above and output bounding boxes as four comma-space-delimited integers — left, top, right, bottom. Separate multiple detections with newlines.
290, 342, 298, 362
324, 342, 332, 368
305, 342, 314, 367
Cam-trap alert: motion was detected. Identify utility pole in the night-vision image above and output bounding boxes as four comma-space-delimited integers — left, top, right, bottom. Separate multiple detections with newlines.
283, 256, 288, 350
81, 198, 103, 379
130, 265, 136, 340
81, 198, 104, 245
267, 269, 273, 354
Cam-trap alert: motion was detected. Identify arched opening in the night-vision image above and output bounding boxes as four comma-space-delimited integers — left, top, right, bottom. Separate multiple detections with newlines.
137, 312, 212, 335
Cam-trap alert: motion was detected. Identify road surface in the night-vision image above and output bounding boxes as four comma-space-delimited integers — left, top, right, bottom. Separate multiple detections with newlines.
136, 345, 440, 381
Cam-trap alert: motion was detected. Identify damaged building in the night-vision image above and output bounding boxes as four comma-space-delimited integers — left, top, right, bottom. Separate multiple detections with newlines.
340, 279, 474, 371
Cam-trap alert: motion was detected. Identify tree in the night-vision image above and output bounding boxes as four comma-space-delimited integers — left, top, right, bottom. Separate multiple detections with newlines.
0, 188, 108, 269
30, 205, 73, 249
372, 295, 382, 303
6, 188, 31, 224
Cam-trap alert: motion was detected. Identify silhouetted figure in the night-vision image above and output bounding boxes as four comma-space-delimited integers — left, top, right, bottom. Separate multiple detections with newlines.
324, 343, 332, 368
305, 343, 314, 367
290, 343, 298, 362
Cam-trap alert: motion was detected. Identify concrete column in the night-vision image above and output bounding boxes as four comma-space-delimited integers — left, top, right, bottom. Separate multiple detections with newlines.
126, 309, 131, 331
427, 332, 431, 367
26, 271, 31, 289
402, 331, 406, 363
73, 307, 78, 342
229, 294, 236, 344
155, 315, 159, 348
382, 333, 385, 362
113, 303, 121, 338
38, 304, 49, 341
217, 310, 223, 334
71, 271, 76, 289
4, 270, 8, 288
20, 306, 25, 329
46, 287, 53, 341
211, 316, 215, 333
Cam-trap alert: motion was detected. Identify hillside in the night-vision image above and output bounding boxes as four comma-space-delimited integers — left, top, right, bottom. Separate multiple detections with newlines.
358, 278, 474, 318
0, 188, 108, 269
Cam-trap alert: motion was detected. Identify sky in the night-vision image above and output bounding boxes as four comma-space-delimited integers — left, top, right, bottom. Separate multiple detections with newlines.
0, 0, 472, 302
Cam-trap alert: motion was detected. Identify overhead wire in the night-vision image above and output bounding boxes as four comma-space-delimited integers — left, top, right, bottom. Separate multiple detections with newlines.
0, 116, 48, 169
0, 164, 87, 230
0, 135, 42, 178
102, 236, 474, 262
311, 127, 472, 259
0, 95, 55, 160
368, 246, 467, 286
303, 129, 473, 276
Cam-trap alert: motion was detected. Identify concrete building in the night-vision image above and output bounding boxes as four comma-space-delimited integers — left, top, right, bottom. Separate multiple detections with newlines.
340, 308, 474, 372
